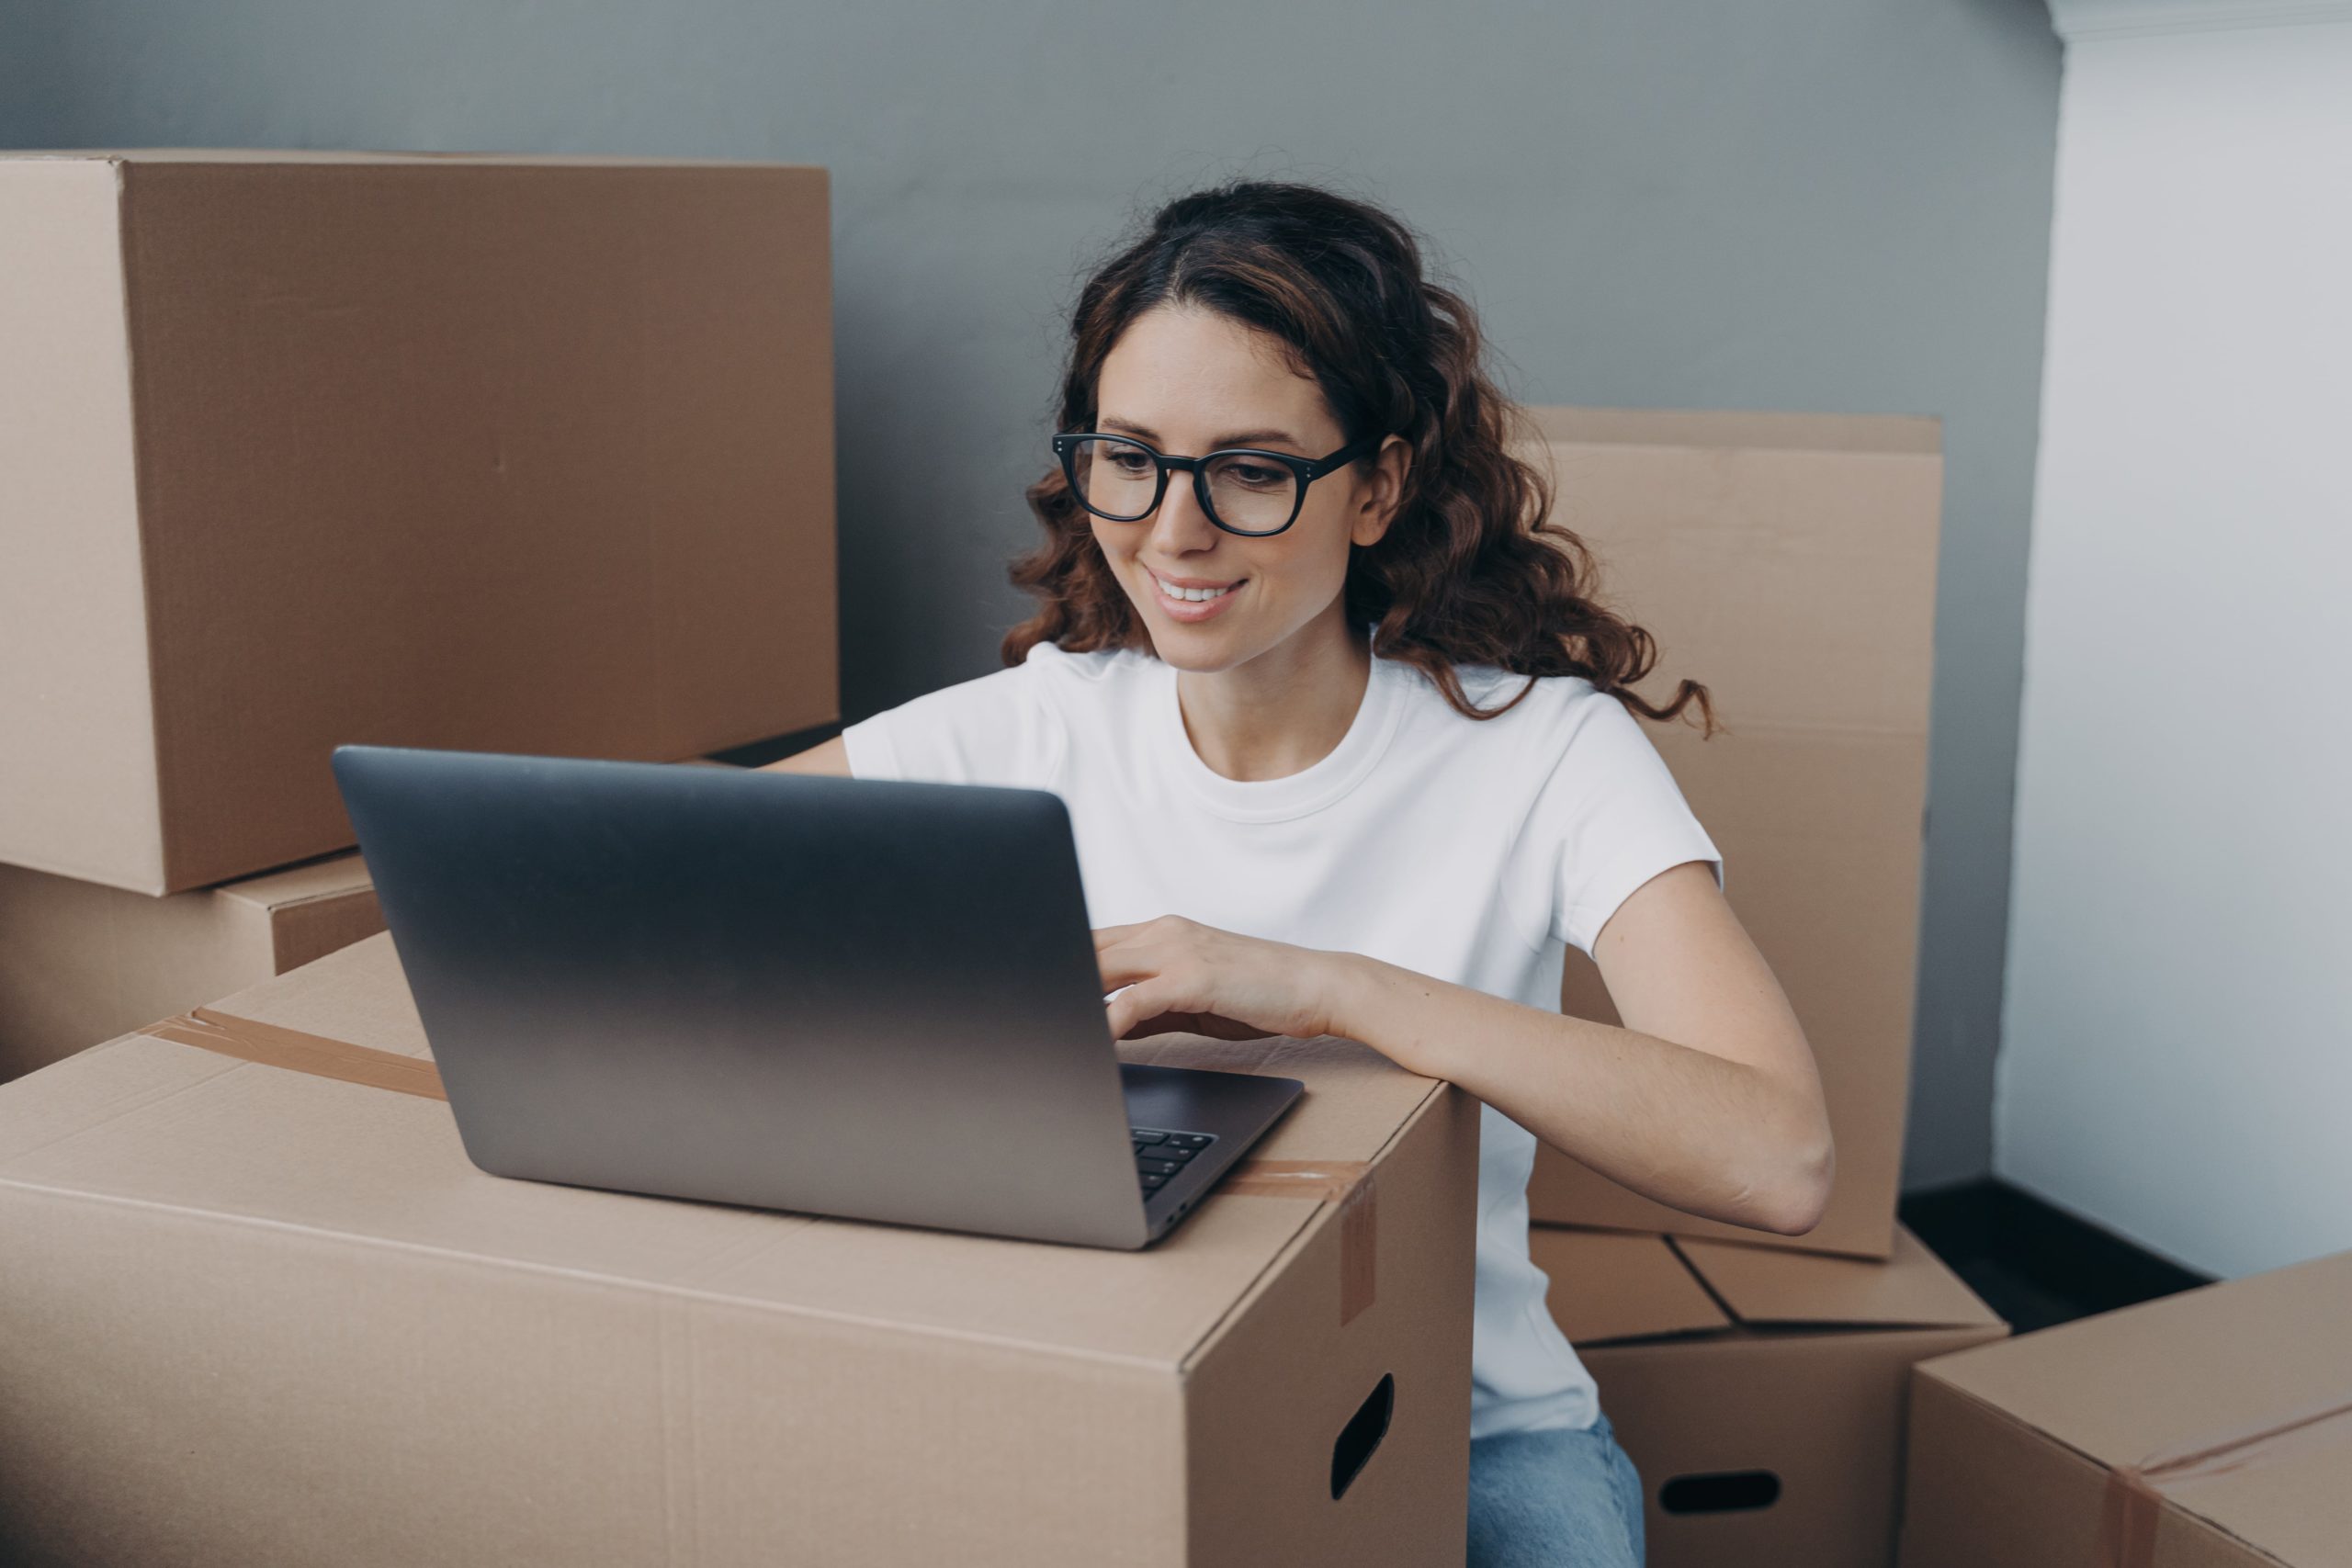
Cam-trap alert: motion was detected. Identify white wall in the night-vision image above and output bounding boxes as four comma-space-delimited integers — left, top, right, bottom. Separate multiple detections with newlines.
1998, 2, 2352, 1277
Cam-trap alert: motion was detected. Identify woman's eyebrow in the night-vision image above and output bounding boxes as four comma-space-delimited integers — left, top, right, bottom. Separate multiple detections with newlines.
1098, 416, 1307, 451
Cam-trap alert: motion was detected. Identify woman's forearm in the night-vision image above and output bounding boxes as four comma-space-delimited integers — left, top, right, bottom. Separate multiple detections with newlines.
1317, 952, 1833, 1235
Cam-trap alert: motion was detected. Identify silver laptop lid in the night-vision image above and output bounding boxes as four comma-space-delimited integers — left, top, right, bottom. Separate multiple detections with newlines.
334, 745, 1153, 1247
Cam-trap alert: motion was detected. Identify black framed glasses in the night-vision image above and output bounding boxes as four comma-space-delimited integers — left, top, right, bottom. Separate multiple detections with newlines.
1051, 430, 1386, 537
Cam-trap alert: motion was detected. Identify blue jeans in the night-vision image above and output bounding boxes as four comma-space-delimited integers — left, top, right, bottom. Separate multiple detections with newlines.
1466, 1414, 1647, 1567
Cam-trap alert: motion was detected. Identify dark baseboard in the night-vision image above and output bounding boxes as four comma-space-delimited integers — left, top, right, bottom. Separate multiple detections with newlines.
1899, 1179, 2213, 1335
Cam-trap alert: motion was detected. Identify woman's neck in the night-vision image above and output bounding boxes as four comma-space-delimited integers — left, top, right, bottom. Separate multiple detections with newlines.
1172, 612, 1374, 783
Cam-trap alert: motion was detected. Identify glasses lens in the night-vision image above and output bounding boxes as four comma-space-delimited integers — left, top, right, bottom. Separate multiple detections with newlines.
1204, 452, 1303, 534
1068, 436, 1161, 521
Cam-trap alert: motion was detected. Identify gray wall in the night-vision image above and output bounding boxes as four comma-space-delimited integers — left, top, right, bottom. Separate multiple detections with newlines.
0, 0, 2062, 1190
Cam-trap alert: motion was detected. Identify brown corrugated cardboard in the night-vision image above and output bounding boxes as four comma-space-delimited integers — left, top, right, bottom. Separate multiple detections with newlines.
1514, 407, 1943, 1258
1900, 1250, 2352, 1568
1536, 1223, 2004, 1568
0, 151, 838, 895
0, 932, 1480, 1566
0, 852, 380, 1083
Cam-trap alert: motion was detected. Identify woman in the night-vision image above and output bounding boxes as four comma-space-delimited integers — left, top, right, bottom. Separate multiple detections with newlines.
772, 180, 1831, 1567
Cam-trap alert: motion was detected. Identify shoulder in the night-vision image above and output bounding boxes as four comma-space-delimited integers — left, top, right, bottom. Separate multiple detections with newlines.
842, 646, 1105, 787
1394, 657, 1640, 761
1016, 637, 1160, 716
1392, 658, 1695, 829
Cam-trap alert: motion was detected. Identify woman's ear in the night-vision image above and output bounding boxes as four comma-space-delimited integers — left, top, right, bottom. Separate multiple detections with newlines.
1351, 435, 1413, 548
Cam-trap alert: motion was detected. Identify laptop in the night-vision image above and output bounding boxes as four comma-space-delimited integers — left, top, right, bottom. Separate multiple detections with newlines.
331, 744, 1303, 1249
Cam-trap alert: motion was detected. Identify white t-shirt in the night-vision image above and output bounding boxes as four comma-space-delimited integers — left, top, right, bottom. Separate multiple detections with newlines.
839, 637, 1721, 1438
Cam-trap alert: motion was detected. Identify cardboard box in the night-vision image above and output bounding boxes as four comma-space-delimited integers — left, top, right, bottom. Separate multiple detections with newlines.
0, 932, 1481, 1566
0, 851, 381, 1084
1515, 408, 1944, 1258
1900, 1250, 2352, 1568
0, 151, 839, 895
1535, 1223, 2004, 1568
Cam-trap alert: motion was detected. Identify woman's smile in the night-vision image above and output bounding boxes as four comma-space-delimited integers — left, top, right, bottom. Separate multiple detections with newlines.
1144, 562, 1247, 621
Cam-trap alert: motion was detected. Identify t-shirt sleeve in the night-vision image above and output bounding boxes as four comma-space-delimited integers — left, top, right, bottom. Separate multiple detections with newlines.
836, 650, 1066, 789
1505, 689, 1723, 958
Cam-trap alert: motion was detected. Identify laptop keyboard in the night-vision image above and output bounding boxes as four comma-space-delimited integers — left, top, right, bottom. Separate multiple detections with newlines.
1131, 1127, 1216, 1193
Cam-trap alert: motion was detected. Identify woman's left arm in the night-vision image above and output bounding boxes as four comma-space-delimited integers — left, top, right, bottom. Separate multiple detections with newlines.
1339, 861, 1832, 1235
1095, 861, 1834, 1235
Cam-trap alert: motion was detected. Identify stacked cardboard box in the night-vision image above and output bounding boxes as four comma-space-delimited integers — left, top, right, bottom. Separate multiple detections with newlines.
1514, 409, 1996, 1568
0, 933, 1482, 1566
1900, 1250, 2352, 1568
0, 853, 379, 1082
1521, 406, 1939, 1261
1542, 1227, 2004, 1566
0, 151, 840, 1079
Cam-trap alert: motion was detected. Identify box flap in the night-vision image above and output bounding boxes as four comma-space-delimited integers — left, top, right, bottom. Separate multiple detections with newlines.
208, 852, 384, 973
0, 933, 1434, 1371
1521, 405, 1942, 739
2188, 1434, 2352, 1568
211, 852, 377, 914
1530, 1226, 1731, 1345
1921, 1250, 2352, 1564
1679, 1225, 2003, 1330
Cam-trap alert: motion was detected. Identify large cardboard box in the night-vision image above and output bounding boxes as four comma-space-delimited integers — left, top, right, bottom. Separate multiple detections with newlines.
1516, 408, 1943, 1258
1900, 1250, 2352, 1568
0, 932, 1481, 1566
0, 151, 838, 895
1535, 1223, 2004, 1568
0, 852, 380, 1083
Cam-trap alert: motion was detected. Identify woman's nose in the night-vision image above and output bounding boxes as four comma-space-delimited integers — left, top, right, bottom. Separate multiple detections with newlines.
1148, 473, 1221, 553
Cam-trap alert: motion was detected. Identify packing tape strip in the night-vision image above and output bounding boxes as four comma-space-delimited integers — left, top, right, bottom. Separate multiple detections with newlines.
2098, 1391, 2352, 1568
143, 1010, 1381, 1325
143, 1008, 449, 1100
1223, 1159, 1379, 1326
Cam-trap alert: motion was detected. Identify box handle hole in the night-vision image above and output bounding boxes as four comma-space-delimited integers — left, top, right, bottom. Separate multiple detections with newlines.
1659, 1470, 1781, 1515
1329, 1373, 1395, 1500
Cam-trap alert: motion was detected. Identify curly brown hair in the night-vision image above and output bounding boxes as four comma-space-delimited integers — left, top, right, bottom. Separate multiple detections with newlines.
1003, 179, 1711, 729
